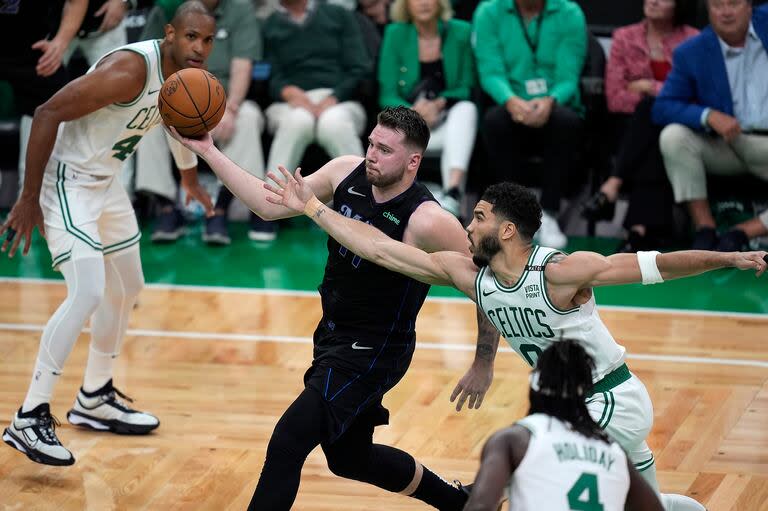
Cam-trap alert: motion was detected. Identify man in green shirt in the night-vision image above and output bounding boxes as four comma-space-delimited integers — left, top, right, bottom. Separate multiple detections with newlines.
135, 0, 267, 244
472, 0, 586, 249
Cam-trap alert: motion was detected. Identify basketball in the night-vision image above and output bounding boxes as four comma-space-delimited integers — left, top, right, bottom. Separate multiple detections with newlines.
158, 68, 227, 138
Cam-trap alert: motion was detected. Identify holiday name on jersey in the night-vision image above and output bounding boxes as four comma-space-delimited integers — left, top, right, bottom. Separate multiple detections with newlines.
553, 441, 617, 472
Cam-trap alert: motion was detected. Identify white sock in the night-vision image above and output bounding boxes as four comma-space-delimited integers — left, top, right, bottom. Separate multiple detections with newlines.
82, 347, 115, 393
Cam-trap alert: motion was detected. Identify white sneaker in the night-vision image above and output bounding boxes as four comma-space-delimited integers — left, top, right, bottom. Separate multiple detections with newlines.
537, 213, 567, 249
67, 380, 159, 435
3, 403, 75, 466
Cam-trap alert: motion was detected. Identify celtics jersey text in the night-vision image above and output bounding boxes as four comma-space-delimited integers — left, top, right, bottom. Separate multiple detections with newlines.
51, 39, 191, 176
475, 246, 626, 381
510, 414, 629, 511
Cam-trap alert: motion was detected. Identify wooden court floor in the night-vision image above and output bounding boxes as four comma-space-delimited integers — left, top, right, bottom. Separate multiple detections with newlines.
1, 280, 767, 511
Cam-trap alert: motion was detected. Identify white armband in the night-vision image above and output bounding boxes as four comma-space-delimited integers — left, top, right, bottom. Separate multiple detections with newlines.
637, 251, 664, 285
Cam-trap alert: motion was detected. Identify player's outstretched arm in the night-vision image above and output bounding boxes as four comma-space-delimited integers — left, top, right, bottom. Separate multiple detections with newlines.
165, 126, 356, 220
547, 250, 768, 289
463, 427, 526, 511
1, 51, 146, 258
264, 166, 478, 291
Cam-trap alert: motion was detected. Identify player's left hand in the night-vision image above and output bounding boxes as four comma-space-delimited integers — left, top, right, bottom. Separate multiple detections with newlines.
180, 171, 215, 217
264, 166, 314, 212
450, 361, 494, 412
97, 0, 129, 34
32, 38, 66, 77
730, 251, 768, 277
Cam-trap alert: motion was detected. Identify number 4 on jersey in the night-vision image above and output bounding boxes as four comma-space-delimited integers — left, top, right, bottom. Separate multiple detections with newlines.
568, 472, 604, 511
111, 135, 142, 161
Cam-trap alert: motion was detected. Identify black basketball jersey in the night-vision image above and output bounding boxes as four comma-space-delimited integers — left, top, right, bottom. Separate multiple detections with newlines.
318, 161, 436, 334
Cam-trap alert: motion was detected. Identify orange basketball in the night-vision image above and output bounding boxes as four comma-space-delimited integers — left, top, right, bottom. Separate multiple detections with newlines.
158, 68, 227, 138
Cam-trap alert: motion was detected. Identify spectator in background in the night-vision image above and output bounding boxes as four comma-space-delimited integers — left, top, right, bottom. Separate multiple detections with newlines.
65, 0, 133, 68
135, 0, 266, 245
583, 0, 698, 252
0, 0, 87, 192
654, 0, 768, 251
358, 0, 390, 33
261, 0, 372, 240
473, 0, 586, 248
378, 0, 477, 216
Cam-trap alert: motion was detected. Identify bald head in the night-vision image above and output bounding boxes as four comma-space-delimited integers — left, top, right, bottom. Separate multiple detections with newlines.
171, 0, 215, 28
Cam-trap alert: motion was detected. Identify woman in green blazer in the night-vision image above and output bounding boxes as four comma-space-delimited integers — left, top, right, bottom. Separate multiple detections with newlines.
378, 0, 477, 216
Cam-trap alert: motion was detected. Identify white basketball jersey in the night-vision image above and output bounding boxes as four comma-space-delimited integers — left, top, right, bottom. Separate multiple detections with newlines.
475, 246, 625, 381
51, 39, 192, 176
510, 414, 630, 511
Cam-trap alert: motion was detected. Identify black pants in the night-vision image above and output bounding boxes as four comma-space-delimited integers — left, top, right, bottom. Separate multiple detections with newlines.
611, 97, 674, 231
483, 103, 583, 212
249, 387, 466, 511
0, 63, 69, 116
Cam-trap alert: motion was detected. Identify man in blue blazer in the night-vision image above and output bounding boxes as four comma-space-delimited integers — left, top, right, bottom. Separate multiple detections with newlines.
653, 0, 768, 251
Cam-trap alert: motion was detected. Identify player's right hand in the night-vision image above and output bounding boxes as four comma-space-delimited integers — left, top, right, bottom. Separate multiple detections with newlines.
164, 125, 214, 156
0, 197, 46, 258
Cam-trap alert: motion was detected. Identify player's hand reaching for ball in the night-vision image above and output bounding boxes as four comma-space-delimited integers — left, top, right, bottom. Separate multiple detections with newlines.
164, 125, 214, 157
730, 251, 768, 277
264, 166, 315, 213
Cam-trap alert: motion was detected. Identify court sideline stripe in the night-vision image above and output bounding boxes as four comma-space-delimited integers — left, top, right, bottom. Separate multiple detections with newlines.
1, 322, 766, 369
1, 277, 767, 319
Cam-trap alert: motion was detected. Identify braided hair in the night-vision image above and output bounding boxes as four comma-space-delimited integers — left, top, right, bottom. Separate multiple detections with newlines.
528, 339, 611, 443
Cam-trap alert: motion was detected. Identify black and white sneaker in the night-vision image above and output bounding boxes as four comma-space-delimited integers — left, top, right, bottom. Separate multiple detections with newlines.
3, 403, 75, 466
67, 380, 159, 435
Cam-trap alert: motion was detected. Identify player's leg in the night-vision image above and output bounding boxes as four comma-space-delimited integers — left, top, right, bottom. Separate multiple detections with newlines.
321, 407, 468, 511
67, 178, 156, 434
2, 249, 105, 466
588, 374, 705, 511
3, 161, 110, 465
249, 387, 332, 510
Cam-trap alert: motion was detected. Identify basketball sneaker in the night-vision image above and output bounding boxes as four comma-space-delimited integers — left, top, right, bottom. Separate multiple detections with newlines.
3, 403, 75, 466
66, 380, 159, 434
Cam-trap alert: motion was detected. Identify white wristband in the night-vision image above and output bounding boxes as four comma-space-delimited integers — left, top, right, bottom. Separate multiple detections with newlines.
637, 251, 663, 285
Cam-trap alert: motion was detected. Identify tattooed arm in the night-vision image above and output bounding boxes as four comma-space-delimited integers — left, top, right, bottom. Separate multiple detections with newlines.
450, 307, 500, 412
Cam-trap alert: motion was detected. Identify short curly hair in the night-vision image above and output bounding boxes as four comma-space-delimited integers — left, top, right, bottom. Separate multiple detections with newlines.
480, 182, 542, 241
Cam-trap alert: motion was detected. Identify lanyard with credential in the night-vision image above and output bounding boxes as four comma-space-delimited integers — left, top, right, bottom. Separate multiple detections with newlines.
515, 11, 544, 65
